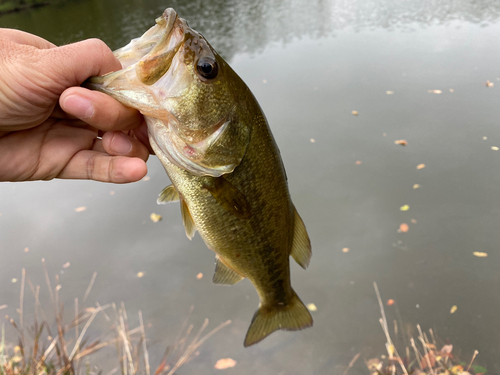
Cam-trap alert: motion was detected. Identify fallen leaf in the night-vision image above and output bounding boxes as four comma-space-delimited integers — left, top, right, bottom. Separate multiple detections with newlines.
387, 299, 395, 306
394, 139, 407, 146
399, 223, 409, 233
137, 272, 145, 278
24, 247, 29, 253
110, 191, 115, 195
310, 138, 316, 143
416, 164, 425, 169
214, 358, 237, 370
486, 80, 494, 87
411, 219, 417, 224
0, 305, 7, 310
386, 91, 394, 95
355, 160, 362, 165
142, 176, 151, 181
400, 205, 409, 211
450, 305, 458, 314
413, 184, 420, 189
342, 247, 350, 253
428, 89, 442, 94
483, 136, 488, 140
473, 252, 488, 257
150, 213, 162, 222
196, 273, 203, 280
491, 146, 499, 151
11, 278, 17, 283
62, 262, 70, 269
449, 88, 454, 92
75, 206, 87, 212
351, 110, 359, 116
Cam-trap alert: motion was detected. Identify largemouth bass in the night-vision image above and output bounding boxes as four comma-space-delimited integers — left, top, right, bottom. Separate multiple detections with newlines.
88, 8, 312, 347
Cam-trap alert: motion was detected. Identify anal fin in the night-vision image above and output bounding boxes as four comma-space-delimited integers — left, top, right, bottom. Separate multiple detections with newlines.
180, 198, 196, 240
157, 184, 180, 204
213, 256, 244, 285
290, 206, 312, 269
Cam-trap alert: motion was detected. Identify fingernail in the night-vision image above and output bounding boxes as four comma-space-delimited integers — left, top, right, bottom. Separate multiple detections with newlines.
111, 132, 133, 154
63, 95, 94, 119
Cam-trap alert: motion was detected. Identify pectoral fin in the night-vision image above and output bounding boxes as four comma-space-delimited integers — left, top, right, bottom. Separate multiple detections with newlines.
180, 198, 196, 240
157, 185, 180, 204
204, 177, 251, 219
290, 206, 312, 269
213, 256, 244, 285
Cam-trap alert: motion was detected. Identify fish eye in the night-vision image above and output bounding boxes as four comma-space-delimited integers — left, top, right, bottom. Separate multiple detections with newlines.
196, 56, 218, 80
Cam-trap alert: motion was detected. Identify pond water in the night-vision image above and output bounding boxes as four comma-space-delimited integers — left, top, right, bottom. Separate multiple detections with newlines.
1, 0, 500, 373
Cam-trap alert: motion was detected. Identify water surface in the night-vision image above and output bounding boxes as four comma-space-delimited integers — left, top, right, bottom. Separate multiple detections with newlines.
1, 0, 500, 373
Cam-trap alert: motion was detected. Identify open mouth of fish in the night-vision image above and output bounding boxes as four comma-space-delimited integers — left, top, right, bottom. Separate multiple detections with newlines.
87, 8, 237, 177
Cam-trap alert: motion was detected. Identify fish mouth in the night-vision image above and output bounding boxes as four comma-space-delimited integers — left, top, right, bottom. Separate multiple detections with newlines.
113, 8, 181, 70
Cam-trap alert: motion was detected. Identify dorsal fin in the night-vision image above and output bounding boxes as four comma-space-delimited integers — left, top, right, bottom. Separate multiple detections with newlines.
203, 177, 251, 219
180, 198, 196, 240
290, 206, 312, 269
157, 184, 180, 204
213, 256, 244, 285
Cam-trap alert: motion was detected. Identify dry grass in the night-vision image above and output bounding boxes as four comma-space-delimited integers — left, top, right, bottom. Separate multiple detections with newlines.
0, 261, 231, 375
364, 282, 486, 375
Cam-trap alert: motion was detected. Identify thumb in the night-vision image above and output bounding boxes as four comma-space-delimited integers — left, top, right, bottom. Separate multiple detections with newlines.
43, 38, 122, 87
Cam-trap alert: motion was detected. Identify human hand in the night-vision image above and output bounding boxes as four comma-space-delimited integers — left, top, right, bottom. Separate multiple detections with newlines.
0, 29, 151, 183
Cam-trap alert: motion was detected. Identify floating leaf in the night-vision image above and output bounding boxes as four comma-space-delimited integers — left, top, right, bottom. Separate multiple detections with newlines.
62, 262, 70, 269
450, 305, 458, 314
387, 299, 395, 306
342, 247, 350, 253
307, 303, 317, 312
428, 89, 442, 94
196, 273, 203, 280
399, 223, 409, 233
473, 252, 488, 257
386, 91, 394, 95
394, 139, 407, 146
450, 88, 454, 92
24, 247, 29, 253
150, 213, 162, 222
491, 146, 499, 151
486, 80, 494, 87
75, 206, 87, 212
413, 184, 420, 189
310, 138, 316, 143
400, 205, 410, 211
416, 164, 425, 169
351, 110, 359, 116
137, 272, 145, 278
214, 358, 237, 370
355, 160, 362, 165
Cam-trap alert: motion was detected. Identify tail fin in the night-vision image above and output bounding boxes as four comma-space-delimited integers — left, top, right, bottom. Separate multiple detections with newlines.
243, 290, 313, 347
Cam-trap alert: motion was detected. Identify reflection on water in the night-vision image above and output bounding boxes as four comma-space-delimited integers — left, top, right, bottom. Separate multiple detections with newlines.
1, 0, 500, 373
1, 0, 500, 56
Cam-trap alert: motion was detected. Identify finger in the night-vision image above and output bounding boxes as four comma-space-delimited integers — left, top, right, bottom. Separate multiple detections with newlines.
57, 151, 147, 183
92, 138, 106, 153
133, 121, 154, 154
42, 38, 121, 87
59, 87, 144, 131
0, 28, 56, 49
101, 131, 149, 162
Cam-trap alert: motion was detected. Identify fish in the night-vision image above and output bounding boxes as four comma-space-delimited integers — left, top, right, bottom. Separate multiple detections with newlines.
87, 8, 313, 347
